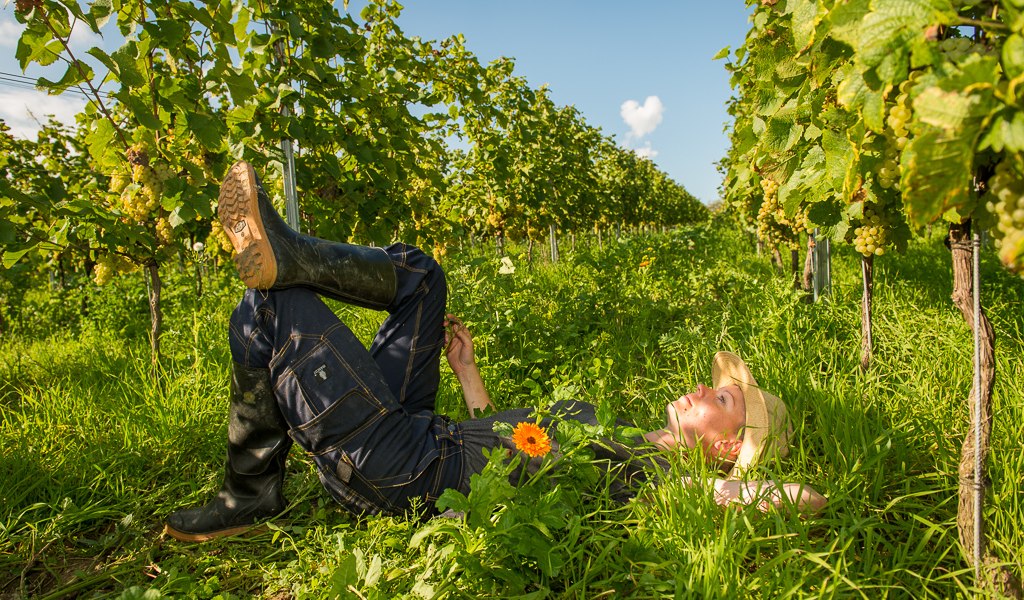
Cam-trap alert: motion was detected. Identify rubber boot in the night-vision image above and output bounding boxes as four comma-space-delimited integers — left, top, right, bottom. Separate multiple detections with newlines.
164, 363, 291, 542
217, 160, 396, 309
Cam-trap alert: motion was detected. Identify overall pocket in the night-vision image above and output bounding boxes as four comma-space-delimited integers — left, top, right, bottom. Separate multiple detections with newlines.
287, 385, 387, 453
277, 333, 398, 452
312, 446, 396, 515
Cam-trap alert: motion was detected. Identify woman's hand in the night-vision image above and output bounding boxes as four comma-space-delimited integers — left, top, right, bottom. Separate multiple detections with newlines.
711, 478, 827, 515
444, 314, 477, 378
443, 314, 494, 417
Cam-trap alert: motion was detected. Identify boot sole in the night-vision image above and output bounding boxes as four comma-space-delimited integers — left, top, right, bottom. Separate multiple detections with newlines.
218, 161, 278, 289
163, 521, 269, 543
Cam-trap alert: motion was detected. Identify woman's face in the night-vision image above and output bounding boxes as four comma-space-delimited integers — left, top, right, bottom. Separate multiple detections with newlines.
664, 383, 746, 459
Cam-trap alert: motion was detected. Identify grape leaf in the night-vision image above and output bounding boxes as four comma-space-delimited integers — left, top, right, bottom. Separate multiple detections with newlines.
828, 0, 871, 47
0, 218, 15, 244
914, 87, 990, 132
3, 245, 37, 269
901, 127, 976, 226
110, 44, 146, 88
857, 0, 951, 70
186, 112, 227, 151
808, 195, 843, 228
862, 86, 886, 133
789, 0, 821, 51
116, 91, 162, 131
85, 116, 117, 166
87, 0, 113, 31
1003, 34, 1024, 80
981, 111, 1024, 153
822, 128, 854, 191
836, 63, 868, 111
38, 62, 94, 94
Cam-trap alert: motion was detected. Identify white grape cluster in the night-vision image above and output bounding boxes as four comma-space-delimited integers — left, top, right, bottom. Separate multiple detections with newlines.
853, 204, 890, 257
756, 178, 806, 249
879, 78, 918, 189
92, 254, 134, 286
791, 209, 810, 235
986, 160, 1024, 274
756, 178, 781, 240
877, 140, 902, 190
877, 147, 900, 189
940, 37, 973, 60
207, 220, 234, 255
109, 171, 130, 195
886, 84, 912, 143
193, 153, 217, 184
119, 164, 162, 223
938, 36, 991, 62
152, 162, 175, 182
93, 258, 115, 286
485, 209, 506, 233
760, 178, 779, 200
155, 217, 174, 246
108, 145, 180, 247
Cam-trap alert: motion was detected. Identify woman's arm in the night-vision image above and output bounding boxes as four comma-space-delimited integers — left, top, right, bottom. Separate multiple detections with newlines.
444, 314, 494, 418
682, 476, 827, 515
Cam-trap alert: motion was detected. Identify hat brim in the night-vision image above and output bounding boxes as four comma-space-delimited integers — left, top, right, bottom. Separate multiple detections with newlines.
712, 351, 790, 478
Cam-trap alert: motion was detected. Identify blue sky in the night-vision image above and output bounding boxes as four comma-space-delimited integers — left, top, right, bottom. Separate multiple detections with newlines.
375, 2, 753, 204
0, 2, 752, 204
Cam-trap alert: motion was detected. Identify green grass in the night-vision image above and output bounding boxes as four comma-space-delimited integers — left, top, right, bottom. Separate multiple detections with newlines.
1, 220, 1022, 598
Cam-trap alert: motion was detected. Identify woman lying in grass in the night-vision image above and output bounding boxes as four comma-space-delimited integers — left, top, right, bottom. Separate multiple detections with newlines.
164, 161, 826, 542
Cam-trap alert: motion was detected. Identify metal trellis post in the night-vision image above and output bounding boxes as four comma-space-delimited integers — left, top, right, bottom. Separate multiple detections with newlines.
812, 229, 832, 301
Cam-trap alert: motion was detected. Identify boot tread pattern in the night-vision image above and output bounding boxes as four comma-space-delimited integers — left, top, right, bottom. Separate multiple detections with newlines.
218, 161, 278, 289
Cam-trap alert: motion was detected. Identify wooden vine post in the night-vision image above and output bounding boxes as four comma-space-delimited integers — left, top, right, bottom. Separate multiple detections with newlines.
790, 247, 800, 290
147, 263, 162, 374
549, 223, 559, 263
948, 220, 1021, 598
860, 254, 873, 372
802, 237, 814, 294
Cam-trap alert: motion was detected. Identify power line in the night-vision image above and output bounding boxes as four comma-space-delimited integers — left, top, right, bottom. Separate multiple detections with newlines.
0, 79, 95, 100
0, 71, 38, 83
0, 70, 113, 99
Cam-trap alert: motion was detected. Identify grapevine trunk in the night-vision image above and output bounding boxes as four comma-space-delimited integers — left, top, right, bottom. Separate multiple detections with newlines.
860, 254, 873, 372
948, 221, 1023, 598
147, 263, 162, 373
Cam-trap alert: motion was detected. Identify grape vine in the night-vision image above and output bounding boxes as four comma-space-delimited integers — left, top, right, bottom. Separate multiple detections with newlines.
721, 0, 1024, 594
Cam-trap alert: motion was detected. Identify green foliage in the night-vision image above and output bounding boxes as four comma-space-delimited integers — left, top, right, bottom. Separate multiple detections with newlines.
3, 0, 704, 281
422, 448, 576, 592
721, 0, 1024, 274
2, 226, 1023, 597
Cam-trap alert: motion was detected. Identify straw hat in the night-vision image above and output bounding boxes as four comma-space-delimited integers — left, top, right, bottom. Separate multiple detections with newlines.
711, 351, 793, 478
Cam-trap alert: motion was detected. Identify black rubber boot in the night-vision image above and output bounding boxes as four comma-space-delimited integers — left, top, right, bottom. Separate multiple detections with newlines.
164, 363, 291, 542
217, 160, 396, 309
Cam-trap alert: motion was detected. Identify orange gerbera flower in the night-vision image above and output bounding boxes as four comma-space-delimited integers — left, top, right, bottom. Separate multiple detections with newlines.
511, 421, 552, 458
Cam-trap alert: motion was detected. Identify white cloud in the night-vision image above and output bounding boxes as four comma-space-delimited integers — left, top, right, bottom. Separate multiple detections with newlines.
0, 89, 87, 139
0, 18, 24, 47
620, 95, 664, 139
68, 20, 103, 50
632, 142, 659, 159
